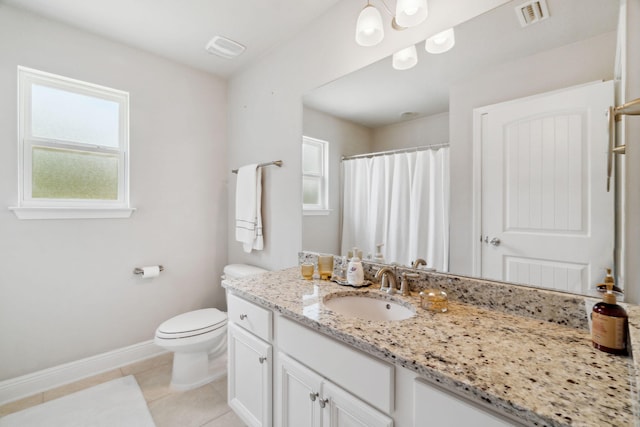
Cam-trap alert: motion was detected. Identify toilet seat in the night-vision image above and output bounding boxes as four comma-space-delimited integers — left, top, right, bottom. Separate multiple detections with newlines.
156, 308, 227, 340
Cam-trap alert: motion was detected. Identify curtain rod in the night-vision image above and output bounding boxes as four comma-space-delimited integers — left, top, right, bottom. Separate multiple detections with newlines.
232, 160, 283, 174
341, 143, 449, 161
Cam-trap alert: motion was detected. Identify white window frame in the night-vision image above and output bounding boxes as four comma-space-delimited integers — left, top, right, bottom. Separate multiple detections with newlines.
10, 66, 134, 219
302, 136, 330, 215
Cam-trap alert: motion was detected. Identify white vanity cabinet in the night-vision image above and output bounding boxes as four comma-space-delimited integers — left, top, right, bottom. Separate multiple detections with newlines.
278, 352, 393, 427
226, 291, 521, 427
227, 293, 273, 427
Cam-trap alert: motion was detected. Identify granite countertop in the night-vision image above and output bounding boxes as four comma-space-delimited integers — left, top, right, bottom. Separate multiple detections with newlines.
223, 267, 640, 427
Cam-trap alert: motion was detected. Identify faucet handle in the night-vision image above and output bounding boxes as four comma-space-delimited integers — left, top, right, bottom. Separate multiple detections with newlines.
400, 272, 420, 296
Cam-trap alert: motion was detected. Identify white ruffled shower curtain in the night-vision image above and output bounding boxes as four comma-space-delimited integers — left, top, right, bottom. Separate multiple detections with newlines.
341, 147, 449, 271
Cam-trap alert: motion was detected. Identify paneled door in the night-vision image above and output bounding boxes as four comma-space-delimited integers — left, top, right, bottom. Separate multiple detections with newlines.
477, 81, 614, 293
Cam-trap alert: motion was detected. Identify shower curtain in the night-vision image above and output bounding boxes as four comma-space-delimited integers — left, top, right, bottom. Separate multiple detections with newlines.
341, 147, 449, 271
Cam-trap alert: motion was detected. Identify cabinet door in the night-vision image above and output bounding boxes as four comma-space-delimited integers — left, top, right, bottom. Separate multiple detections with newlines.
228, 322, 272, 427
414, 379, 515, 426
321, 381, 393, 427
278, 353, 323, 427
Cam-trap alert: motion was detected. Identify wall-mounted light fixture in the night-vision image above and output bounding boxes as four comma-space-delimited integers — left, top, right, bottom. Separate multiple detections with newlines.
355, 2, 385, 46
425, 28, 455, 54
356, 0, 428, 47
395, 0, 429, 28
392, 45, 418, 70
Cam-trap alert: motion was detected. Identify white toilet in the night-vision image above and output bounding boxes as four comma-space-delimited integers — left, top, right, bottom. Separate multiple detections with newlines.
154, 263, 268, 391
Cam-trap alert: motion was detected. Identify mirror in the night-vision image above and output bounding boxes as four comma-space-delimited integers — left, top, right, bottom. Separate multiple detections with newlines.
302, 0, 622, 296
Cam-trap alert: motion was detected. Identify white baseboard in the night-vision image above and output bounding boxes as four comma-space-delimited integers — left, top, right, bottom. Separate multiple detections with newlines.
0, 340, 166, 406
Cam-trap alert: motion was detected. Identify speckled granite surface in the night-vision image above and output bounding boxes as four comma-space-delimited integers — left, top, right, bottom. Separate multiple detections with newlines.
224, 267, 640, 427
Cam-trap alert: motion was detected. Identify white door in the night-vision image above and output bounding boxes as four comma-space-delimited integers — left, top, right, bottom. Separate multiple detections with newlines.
228, 323, 272, 427
478, 81, 614, 293
278, 353, 323, 427
321, 381, 393, 427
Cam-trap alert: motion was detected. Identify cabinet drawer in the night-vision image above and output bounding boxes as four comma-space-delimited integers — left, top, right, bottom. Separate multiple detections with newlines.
227, 292, 272, 342
277, 315, 394, 414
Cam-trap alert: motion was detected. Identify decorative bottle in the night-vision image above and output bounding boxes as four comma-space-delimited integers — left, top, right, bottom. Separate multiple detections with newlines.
592, 280, 628, 355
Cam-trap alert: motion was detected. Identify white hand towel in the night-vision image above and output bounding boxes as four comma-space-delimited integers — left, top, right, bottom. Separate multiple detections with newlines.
235, 164, 264, 253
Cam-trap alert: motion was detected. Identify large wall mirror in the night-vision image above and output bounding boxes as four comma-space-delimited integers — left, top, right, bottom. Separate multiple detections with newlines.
302, 0, 623, 297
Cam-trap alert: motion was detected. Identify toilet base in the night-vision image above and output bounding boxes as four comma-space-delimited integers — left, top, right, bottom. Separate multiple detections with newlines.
170, 350, 227, 391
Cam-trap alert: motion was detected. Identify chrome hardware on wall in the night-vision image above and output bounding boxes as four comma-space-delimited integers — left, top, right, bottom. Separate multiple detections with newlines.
483, 236, 501, 246
133, 265, 164, 275
607, 98, 640, 191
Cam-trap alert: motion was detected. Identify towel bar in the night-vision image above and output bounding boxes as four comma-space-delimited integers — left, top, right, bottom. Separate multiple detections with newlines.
232, 160, 283, 174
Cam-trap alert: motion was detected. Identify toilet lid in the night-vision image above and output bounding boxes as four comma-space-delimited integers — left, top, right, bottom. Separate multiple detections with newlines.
156, 308, 227, 340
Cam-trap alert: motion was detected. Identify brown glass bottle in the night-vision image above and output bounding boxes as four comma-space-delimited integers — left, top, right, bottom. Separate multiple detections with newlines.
592, 290, 628, 355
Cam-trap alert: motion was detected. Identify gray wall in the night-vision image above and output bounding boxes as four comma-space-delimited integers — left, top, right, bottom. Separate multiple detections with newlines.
0, 7, 228, 380
448, 31, 617, 276
372, 113, 449, 152
302, 107, 372, 255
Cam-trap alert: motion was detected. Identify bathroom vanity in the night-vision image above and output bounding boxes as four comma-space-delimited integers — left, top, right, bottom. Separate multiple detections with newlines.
223, 267, 640, 427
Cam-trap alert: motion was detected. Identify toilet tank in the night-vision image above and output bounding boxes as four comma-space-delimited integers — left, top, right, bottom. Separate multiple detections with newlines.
223, 264, 268, 280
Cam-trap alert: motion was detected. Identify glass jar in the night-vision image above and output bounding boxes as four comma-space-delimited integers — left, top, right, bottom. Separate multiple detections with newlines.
420, 289, 448, 313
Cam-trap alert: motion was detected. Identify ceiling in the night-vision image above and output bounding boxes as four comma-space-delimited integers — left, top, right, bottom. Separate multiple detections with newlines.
303, 0, 620, 128
0, 0, 341, 78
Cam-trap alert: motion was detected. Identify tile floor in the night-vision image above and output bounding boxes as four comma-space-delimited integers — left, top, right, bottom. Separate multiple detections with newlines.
0, 353, 245, 427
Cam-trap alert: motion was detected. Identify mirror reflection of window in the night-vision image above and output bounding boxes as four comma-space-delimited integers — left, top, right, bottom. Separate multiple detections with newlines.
302, 136, 329, 212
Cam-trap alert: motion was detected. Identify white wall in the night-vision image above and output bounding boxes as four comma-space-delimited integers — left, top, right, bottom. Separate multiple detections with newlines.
227, 0, 511, 270
0, 6, 228, 380
371, 112, 449, 152
302, 107, 372, 255
448, 31, 617, 276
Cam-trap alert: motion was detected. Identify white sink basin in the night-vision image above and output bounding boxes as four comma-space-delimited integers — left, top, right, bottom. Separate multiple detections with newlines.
323, 293, 415, 321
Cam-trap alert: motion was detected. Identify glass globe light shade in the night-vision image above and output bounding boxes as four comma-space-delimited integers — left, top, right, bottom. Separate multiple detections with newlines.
356, 5, 384, 46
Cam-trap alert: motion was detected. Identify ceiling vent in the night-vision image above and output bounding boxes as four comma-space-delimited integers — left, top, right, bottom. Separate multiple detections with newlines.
515, 0, 550, 27
205, 36, 246, 59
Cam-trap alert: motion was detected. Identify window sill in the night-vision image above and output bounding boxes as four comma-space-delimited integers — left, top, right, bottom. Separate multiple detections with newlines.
9, 206, 136, 220
303, 209, 332, 216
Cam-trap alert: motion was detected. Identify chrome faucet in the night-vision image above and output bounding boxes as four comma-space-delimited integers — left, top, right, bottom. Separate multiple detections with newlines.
412, 258, 427, 268
375, 267, 398, 295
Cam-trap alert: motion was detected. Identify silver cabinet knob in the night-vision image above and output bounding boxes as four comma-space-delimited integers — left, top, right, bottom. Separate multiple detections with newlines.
239, 314, 247, 320
483, 236, 501, 246
258, 356, 267, 364
319, 398, 329, 408
309, 392, 318, 401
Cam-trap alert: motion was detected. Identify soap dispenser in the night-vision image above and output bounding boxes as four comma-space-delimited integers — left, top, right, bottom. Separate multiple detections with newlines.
346, 255, 364, 286
373, 243, 385, 263
592, 279, 628, 355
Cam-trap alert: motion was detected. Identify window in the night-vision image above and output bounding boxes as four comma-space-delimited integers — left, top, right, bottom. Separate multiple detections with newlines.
11, 67, 133, 219
302, 136, 329, 214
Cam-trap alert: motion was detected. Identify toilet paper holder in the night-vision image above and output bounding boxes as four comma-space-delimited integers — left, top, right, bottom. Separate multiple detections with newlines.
133, 265, 164, 275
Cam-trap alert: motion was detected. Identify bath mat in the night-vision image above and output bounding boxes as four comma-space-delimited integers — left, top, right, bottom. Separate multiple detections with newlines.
0, 375, 155, 427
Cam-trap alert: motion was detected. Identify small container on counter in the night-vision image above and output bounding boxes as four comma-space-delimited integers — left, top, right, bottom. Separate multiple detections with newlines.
346, 256, 364, 286
318, 255, 333, 280
300, 263, 314, 280
592, 279, 628, 355
420, 289, 448, 313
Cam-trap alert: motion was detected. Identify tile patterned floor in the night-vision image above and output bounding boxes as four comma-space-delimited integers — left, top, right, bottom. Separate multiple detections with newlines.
0, 354, 245, 427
